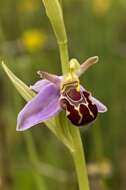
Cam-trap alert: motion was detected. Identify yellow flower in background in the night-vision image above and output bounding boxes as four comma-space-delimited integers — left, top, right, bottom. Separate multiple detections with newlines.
21, 29, 47, 51
92, 0, 111, 16
18, 0, 38, 13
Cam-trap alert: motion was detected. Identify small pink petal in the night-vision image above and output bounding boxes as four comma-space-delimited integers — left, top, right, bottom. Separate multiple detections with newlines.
30, 79, 50, 93
30, 76, 62, 93
90, 96, 107, 113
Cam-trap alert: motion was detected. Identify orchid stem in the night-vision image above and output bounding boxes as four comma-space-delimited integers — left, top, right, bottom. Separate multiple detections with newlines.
58, 41, 69, 74
58, 2, 90, 190
70, 128, 90, 190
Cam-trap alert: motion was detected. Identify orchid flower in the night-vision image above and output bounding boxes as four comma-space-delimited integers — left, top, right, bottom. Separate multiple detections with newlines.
17, 56, 107, 131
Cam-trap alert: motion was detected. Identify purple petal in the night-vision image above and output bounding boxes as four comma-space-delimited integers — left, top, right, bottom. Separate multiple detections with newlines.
90, 96, 107, 113
17, 84, 61, 131
30, 79, 50, 92
30, 76, 62, 93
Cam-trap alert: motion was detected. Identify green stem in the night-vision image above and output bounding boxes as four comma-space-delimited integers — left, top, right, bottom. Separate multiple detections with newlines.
57, 5, 90, 190
58, 41, 69, 74
24, 132, 47, 190
70, 128, 90, 190
58, 15, 90, 190
57, 2, 90, 189
56, 0, 69, 75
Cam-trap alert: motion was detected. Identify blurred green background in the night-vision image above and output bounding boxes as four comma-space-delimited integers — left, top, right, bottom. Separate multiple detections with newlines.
0, 0, 126, 190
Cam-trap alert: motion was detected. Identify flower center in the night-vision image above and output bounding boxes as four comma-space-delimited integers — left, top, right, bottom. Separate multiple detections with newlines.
61, 59, 81, 92
66, 87, 82, 101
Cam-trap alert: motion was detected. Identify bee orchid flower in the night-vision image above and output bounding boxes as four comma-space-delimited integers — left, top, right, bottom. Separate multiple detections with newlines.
17, 56, 107, 131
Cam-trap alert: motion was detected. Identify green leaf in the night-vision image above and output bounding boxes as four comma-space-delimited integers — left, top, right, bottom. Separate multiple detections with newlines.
2, 61, 36, 102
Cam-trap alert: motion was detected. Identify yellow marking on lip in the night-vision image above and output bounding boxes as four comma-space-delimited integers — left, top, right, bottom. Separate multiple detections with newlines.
84, 97, 95, 118
75, 105, 83, 124
78, 111, 83, 124
87, 105, 94, 118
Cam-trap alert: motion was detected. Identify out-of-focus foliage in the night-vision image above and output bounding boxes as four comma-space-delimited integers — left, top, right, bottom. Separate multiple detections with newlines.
0, 0, 126, 190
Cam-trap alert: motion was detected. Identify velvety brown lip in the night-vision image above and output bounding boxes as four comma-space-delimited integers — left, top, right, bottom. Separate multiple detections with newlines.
60, 86, 98, 126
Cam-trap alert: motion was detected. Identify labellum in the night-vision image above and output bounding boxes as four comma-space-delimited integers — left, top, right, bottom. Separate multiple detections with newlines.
60, 82, 98, 126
